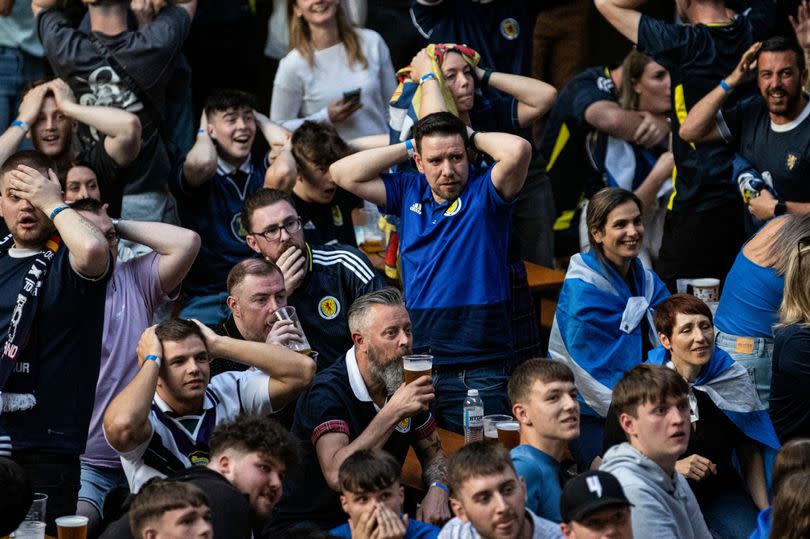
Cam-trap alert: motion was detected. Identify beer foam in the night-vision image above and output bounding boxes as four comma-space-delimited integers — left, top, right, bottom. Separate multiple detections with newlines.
403, 359, 433, 370
495, 421, 520, 431
55, 516, 88, 527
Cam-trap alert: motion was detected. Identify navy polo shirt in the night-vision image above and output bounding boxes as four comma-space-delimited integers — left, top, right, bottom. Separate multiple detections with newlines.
381, 165, 513, 367
270, 348, 435, 530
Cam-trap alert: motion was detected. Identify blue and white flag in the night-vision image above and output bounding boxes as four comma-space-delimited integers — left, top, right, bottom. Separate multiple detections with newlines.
648, 346, 780, 451
549, 249, 670, 417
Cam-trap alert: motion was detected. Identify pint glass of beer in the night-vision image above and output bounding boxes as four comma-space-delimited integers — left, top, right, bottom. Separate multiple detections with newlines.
496, 421, 521, 449
483, 414, 513, 441
273, 306, 313, 355
403, 354, 433, 384
55, 516, 88, 539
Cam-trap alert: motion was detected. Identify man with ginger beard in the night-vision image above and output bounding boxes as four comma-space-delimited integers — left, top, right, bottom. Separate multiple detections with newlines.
242, 188, 384, 370
267, 288, 451, 532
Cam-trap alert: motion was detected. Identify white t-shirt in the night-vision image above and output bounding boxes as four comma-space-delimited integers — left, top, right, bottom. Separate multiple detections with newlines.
113, 370, 272, 492
270, 28, 397, 140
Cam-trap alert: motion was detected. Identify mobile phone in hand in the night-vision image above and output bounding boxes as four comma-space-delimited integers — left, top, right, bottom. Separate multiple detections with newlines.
343, 88, 361, 104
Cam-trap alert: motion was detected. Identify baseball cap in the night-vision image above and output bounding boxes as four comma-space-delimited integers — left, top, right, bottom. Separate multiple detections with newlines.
560, 470, 632, 523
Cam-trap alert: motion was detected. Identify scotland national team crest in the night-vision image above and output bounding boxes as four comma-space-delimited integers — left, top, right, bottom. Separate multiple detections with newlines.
444, 198, 463, 217
231, 213, 248, 243
787, 153, 798, 171
189, 451, 210, 467
395, 417, 412, 433
318, 296, 341, 320
500, 18, 520, 40
332, 205, 344, 226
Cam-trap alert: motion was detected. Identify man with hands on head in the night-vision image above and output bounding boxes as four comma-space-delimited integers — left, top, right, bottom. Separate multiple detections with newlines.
0, 150, 111, 532
680, 34, 810, 221
0, 78, 141, 217
268, 288, 451, 532
103, 319, 315, 493
330, 112, 531, 432
173, 89, 291, 325
70, 197, 201, 535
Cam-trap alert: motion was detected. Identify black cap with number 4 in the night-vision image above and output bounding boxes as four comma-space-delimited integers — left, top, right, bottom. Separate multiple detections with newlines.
560, 470, 633, 523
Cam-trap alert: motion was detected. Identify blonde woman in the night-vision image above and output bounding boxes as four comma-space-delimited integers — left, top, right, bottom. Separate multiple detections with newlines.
770, 236, 810, 442
270, 0, 396, 139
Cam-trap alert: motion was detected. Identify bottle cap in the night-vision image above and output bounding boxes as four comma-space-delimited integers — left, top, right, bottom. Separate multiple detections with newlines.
467, 389, 479, 397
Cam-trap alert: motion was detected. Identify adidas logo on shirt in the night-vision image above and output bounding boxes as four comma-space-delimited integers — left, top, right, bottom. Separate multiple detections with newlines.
409, 203, 422, 215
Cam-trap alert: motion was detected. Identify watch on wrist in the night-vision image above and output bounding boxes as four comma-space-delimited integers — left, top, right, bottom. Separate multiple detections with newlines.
774, 198, 787, 216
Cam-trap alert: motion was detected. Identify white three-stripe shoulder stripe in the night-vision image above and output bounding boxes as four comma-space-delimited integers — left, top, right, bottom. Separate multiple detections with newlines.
312, 249, 375, 283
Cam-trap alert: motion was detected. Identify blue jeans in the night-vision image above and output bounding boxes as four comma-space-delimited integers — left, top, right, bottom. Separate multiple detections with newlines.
715, 331, 773, 407
432, 364, 511, 433
78, 461, 128, 516
701, 486, 760, 539
0, 46, 47, 131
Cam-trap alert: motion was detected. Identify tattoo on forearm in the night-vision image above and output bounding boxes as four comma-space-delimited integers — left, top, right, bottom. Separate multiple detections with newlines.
422, 454, 448, 485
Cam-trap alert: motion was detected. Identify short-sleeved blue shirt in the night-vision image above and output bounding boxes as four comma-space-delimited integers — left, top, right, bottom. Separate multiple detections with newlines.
381, 165, 513, 366
511, 444, 565, 523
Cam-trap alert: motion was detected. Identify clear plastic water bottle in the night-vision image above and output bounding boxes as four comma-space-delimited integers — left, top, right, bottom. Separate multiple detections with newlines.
463, 389, 484, 443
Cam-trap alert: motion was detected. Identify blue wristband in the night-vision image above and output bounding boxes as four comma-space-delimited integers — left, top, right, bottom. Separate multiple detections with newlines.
719, 79, 731, 93
430, 481, 449, 494
404, 139, 415, 158
49, 204, 69, 221
144, 354, 162, 367
11, 119, 29, 134
420, 72, 436, 84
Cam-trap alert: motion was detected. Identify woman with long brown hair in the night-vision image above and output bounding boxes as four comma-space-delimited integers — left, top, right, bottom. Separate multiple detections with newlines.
270, 0, 396, 140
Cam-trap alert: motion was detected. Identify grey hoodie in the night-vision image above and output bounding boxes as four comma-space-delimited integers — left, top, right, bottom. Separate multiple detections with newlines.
600, 443, 711, 539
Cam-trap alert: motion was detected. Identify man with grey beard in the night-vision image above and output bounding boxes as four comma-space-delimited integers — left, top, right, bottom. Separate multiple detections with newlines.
266, 288, 451, 534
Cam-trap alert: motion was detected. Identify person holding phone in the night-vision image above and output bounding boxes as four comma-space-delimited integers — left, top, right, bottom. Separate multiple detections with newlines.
270, 0, 396, 139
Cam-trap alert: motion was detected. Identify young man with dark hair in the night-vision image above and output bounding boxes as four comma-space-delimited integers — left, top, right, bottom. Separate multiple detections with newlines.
559, 470, 633, 539
242, 188, 384, 369
0, 150, 111, 532
128, 480, 212, 539
599, 364, 710, 538
174, 89, 290, 325
0, 78, 141, 217
331, 449, 441, 539
269, 288, 450, 531
103, 319, 314, 493
595, 0, 775, 290
440, 441, 562, 539
331, 111, 532, 431
71, 198, 200, 534
508, 360, 580, 523
102, 414, 297, 539
266, 121, 364, 247
681, 33, 810, 221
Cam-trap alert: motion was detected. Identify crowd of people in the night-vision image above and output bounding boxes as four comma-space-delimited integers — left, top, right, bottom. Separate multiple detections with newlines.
1, 0, 810, 538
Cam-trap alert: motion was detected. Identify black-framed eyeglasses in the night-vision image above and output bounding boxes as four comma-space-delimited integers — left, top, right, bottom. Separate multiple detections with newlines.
250, 217, 302, 243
